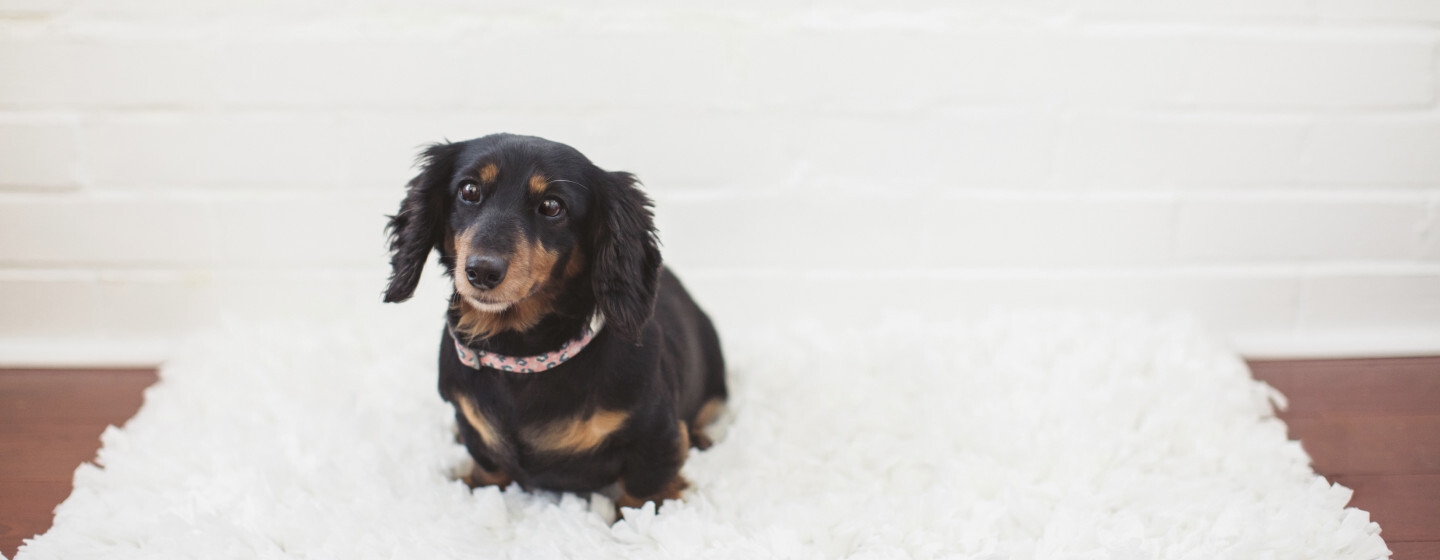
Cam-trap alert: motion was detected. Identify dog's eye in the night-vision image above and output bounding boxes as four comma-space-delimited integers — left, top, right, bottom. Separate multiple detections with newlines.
538, 197, 565, 218
458, 182, 481, 204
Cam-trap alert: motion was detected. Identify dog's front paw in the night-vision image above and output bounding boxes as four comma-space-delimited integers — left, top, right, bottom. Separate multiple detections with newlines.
615, 474, 688, 510
689, 429, 714, 451
463, 464, 514, 489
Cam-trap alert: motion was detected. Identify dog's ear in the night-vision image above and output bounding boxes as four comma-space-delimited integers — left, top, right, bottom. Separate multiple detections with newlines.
384, 142, 460, 303
590, 171, 662, 341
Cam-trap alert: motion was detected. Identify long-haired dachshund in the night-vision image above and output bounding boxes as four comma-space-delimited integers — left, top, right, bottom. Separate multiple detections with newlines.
383, 133, 726, 510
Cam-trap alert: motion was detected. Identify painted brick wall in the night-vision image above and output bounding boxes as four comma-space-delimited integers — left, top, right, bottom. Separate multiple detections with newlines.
1, 0, 1438, 363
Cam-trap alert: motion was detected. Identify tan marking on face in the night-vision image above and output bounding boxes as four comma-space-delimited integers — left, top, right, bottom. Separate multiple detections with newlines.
453, 236, 564, 340
453, 291, 560, 341
523, 409, 629, 454
563, 251, 586, 280
448, 223, 479, 267
526, 239, 559, 289
528, 173, 548, 195
479, 163, 499, 184
456, 395, 505, 453
450, 223, 480, 306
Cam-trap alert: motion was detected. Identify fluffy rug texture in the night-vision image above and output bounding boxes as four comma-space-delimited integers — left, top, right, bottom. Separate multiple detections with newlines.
15, 309, 1389, 559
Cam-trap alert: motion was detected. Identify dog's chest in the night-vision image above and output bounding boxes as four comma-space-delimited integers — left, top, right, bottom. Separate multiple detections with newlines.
455, 380, 631, 460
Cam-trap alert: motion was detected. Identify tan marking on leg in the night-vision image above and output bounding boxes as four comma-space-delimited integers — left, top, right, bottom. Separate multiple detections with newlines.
689, 398, 724, 450
479, 163, 499, 184
676, 420, 691, 460
463, 463, 513, 489
616, 423, 693, 510
694, 398, 724, 427
456, 395, 506, 453
523, 409, 629, 454
616, 474, 689, 510
528, 173, 548, 195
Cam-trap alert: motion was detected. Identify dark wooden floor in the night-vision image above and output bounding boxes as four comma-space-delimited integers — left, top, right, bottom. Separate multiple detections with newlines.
0, 369, 157, 559
1, 359, 1437, 558
1250, 357, 1440, 559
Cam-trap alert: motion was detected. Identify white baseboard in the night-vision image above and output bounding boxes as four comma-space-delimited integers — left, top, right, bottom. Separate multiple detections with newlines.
1229, 329, 1440, 360
2, 328, 1437, 369
0, 337, 176, 368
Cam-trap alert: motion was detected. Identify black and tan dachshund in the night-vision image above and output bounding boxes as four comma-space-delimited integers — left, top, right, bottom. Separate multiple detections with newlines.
383, 133, 726, 510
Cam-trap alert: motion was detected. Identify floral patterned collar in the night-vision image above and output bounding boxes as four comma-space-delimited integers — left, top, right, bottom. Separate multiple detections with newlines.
449, 314, 605, 374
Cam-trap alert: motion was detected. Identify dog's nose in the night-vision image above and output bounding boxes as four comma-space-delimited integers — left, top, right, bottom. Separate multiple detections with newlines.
464, 255, 508, 290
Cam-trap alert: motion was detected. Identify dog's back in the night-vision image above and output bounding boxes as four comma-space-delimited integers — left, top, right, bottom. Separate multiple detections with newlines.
653, 267, 727, 440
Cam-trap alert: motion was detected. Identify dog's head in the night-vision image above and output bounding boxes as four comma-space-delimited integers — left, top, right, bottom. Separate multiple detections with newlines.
383, 134, 661, 341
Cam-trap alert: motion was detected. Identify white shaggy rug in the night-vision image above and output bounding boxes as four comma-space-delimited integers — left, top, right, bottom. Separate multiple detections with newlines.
14, 309, 1390, 559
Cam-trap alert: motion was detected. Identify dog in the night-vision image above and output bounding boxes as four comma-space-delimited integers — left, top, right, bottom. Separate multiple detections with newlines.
382, 133, 726, 510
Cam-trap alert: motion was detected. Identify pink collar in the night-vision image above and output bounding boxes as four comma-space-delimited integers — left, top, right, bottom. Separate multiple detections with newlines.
451, 314, 605, 374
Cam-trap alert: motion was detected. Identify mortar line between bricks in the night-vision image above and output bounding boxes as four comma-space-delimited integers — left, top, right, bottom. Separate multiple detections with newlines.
252, 101, 1440, 115
6, 106, 1440, 119
3, 15, 1439, 35
677, 263, 1440, 279
8, 188, 1437, 201
4, 263, 1440, 279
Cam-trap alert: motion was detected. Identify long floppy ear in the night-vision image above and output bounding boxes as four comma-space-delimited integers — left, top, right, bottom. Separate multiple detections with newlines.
591, 171, 662, 341
383, 142, 460, 303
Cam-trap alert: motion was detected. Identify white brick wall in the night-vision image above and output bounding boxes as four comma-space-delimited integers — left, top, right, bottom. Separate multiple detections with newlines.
0, 117, 80, 190
1, 0, 1438, 364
